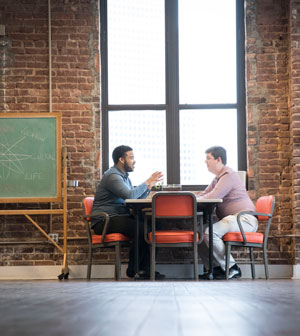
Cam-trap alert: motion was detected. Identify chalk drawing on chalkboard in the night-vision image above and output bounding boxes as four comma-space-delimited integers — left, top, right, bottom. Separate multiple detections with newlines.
0, 136, 32, 180
0, 113, 62, 202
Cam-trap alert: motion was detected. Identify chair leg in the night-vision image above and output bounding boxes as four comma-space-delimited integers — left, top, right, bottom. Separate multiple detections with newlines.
193, 242, 198, 281
263, 246, 269, 280
249, 247, 255, 280
87, 248, 93, 280
225, 243, 231, 280
115, 244, 121, 281
150, 244, 155, 281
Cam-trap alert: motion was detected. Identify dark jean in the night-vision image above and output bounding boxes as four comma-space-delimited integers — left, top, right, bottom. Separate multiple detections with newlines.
92, 214, 150, 273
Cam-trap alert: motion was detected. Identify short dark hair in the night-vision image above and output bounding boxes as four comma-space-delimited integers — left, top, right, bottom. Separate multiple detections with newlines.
205, 146, 227, 165
112, 145, 133, 165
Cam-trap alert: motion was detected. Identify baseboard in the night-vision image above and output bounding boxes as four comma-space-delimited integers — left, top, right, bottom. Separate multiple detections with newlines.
239, 264, 293, 279
0, 264, 296, 280
292, 264, 300, 279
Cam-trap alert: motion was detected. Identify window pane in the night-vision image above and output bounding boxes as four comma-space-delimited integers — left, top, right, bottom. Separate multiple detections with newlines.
180, 109, 238, 185
179, 0, 236, 104
107, 0, 165, 104
109, 110, 167, 186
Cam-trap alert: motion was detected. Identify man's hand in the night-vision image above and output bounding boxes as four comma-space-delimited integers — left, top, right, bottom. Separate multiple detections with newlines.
193, 191, 204, 198
145, 171, 164, 189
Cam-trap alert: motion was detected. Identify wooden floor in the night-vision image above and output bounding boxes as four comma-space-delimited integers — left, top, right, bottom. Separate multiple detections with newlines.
0, 279, 299, 336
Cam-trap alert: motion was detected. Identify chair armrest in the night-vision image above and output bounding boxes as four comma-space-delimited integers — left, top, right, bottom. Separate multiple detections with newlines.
85, 211, 110, 243
84, 211, 109, 220
236, 210, 267, 244
236, 211, 256, 244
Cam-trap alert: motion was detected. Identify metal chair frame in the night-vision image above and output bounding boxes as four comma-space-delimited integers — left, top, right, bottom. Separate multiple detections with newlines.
224, 196, 276, 280
144, 192, 203, 281
82, 197, 131, 280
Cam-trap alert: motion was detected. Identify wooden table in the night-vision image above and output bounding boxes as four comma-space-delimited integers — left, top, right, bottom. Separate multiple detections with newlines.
125, 196, 222, 280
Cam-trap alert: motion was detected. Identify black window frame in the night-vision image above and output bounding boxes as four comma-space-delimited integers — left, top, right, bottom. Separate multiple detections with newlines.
100, 0, 246, 189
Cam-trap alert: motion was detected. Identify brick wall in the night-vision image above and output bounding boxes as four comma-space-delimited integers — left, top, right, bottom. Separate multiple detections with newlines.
290, 0, 300, 264
0, 0, 102, 267
246, 0, 295, 265
0, 0, 298, 270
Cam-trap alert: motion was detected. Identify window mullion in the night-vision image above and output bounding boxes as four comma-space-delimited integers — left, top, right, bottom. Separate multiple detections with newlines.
165, 0, 180, 183
100, 0, 109, 172
236, 0, 246, 170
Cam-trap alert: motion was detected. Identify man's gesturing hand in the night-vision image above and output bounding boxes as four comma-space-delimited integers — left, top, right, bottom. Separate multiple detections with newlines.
145, 171, 164, 189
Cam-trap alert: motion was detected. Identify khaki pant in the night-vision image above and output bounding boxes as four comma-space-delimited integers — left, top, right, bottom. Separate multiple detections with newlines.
198, 213, 258, 270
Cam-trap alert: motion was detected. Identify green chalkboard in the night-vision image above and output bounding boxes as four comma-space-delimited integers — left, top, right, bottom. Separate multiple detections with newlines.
0, 113, 62, 203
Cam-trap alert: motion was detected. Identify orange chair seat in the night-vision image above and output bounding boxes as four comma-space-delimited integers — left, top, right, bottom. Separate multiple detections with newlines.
223, 232, 264, 244
92, 233, 130, 244
148, 230, 199, 243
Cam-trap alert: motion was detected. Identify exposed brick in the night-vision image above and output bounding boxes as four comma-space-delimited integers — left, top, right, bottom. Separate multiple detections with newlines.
1, 0, 299, 269
0, 0, 100, 267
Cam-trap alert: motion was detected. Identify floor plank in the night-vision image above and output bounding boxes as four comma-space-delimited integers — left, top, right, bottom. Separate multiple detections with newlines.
0, 279, 299, 336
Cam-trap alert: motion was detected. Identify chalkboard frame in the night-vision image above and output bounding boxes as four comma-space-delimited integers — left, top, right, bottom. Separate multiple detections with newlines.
0, 112, 62, 203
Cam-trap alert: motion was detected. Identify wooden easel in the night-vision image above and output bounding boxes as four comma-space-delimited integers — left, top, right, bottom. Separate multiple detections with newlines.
0, 148, 69, 280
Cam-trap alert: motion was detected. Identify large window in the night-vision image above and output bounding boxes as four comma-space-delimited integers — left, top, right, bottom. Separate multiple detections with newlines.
100, 0, 245, 187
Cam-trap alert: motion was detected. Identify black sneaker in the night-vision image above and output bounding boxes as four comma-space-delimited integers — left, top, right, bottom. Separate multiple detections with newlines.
126, 268, 166, 280
215, 264, 242, 280
199, 266, 224, 280
126, 268, 135, 278
153, 271, 166, 280
138, 270, 166, 280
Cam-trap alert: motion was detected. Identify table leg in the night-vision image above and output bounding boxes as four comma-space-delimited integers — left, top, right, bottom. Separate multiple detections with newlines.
208, 211, 214, 280
134, 213, 139, 279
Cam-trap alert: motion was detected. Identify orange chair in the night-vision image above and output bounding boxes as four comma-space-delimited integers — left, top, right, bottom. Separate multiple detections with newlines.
223, 195, 276, 280
144, 192, 203, 280
82, 197, 131, 280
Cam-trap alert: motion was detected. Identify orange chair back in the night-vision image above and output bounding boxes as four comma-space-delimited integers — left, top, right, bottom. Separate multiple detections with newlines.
256, 195, 274, 221
154, 194, 194, 217
83, 197, 94, 221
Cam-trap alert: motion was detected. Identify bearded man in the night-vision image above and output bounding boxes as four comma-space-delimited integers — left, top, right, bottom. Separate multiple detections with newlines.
91, 145, 164, 279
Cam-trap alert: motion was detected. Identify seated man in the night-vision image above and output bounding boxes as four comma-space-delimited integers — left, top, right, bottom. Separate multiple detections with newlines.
91, 145, 164, 279
197, 146, 258, 279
